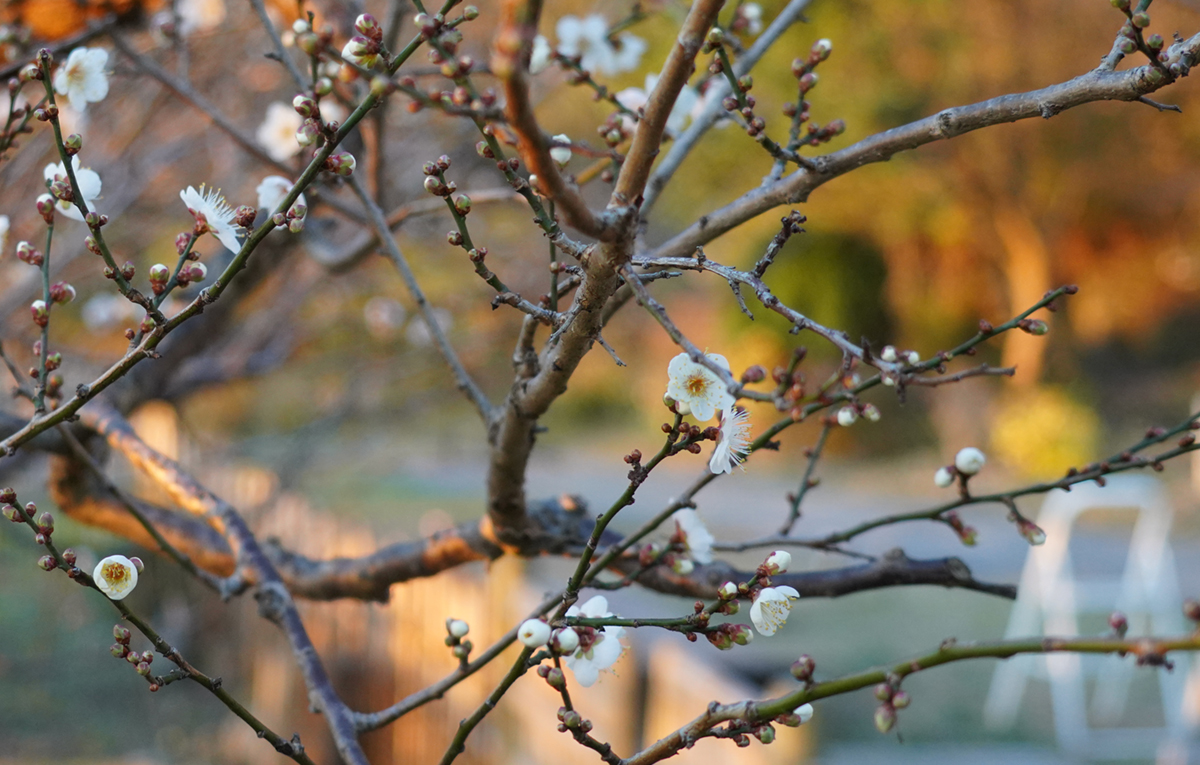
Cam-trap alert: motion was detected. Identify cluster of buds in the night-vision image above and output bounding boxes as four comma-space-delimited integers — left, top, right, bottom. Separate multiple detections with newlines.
660, 419, 713, 456
422, 155, 457, 196
342, 14, 385, 69
944, 510, 978, 546
879, 345, 921, 367
16, 240, 43, 266
705, 622, 754, 650
769, 347, 809, 419
934, 447, 987, 489
555, 705, 594, 734
271, 203, 307, 234
110, 624, 157, 684
778, 39, 836, 135
873, 678, 910, 734
836, 401, 881, 427
444, 618, 473, 661
1, 487, 24, 524
1110, 3, 1187, 79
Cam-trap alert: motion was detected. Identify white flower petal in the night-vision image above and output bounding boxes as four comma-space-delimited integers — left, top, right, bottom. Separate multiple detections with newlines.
93, 554, 139, 600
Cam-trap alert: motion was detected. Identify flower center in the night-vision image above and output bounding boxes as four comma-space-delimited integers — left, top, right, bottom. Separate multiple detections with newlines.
685, 374, 709, 397
760, 600, 791, 630
575, 626, 599, 653
102, 562, 127, 586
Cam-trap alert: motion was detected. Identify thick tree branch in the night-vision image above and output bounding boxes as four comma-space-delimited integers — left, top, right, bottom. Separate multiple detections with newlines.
649, 36, 1200, 262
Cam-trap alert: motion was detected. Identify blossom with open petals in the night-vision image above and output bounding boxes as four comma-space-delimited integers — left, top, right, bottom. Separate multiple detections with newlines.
180, 185, 244, 253
256, 102, 303, 162
555, 15, 646, 76
53, 47, 110, 111
709, 405, 751, 474
93, 554, 138, 600
665, 352, 734, 422
44, 157, 101, 222
795, 703, 814, 724
672, 508, 714, 564
750, 585, 799, 636
564, 595, 625, 687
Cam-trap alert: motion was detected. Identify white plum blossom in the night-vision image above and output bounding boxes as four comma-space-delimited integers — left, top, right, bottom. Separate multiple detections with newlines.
934, 466, 955, 488
53, 47, 110, 112
880, 345, 897, 362
529, 35, 553, 74
518, 618, 551, 647
665, 352, 735, 422
672, 508, 714, 564
256, 175, 307, 224
256, 102, 303, 162
796, 703, 814, 724
555, 15, 646, 76
615, 74, 701, 137
954, 447, 987, 476
750, 585, 799, 636
709, 405, 751, 474
906, 350, 920, 365
93, 554, 139, 600
180, 185, 244, 253
564, 595, 626, 687
44, 157, 101, 222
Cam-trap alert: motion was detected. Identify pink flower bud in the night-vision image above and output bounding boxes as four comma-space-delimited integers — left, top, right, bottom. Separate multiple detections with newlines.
30, 300, 49, 326
355, 13, 383, 42
293, 94, 317, 118
49, 282, 75, 304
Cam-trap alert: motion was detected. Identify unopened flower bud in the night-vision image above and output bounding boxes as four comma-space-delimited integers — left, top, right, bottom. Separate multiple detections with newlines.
1021, 319, 1049, 336
295, 119, 319, 147
791, 654, 815, 681
718, 581, 738, 600
114, 625, 132, 643
954, 447, 986, 476
111, 643, 129, 659
453, 195, 472, 215
551, 627, 579, 654
37, 511, 53, 533
874, 703, 896, 733
934, 466, 955, 488
517, 618, 551, 647
765, 549, 791, 575
814, 38, 833, 60
293, 94, 318, 118
136, 661, 152, 676
36, 194, 55, 219
327, 152, 356, 177
2, 504, 20, 522
837, 406, 858, 427
1016, 517, 1046, 546
447, 619, 470, 638
862, 403, 881, 422
796, 702, 815, 724
891, 690, 911, 709
1110, 611, 1129, 636
37, 555, 56, 571
49, 282, 75, 304
30, 300, 49, 327
355, 13, 383, 42
1183, 600, 1200, 622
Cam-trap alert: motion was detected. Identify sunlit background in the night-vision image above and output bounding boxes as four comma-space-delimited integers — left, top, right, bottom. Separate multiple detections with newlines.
2, 0, 1200, 762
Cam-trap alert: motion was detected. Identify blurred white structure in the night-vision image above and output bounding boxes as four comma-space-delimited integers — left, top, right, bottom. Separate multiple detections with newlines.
984, 475, 1197, 761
